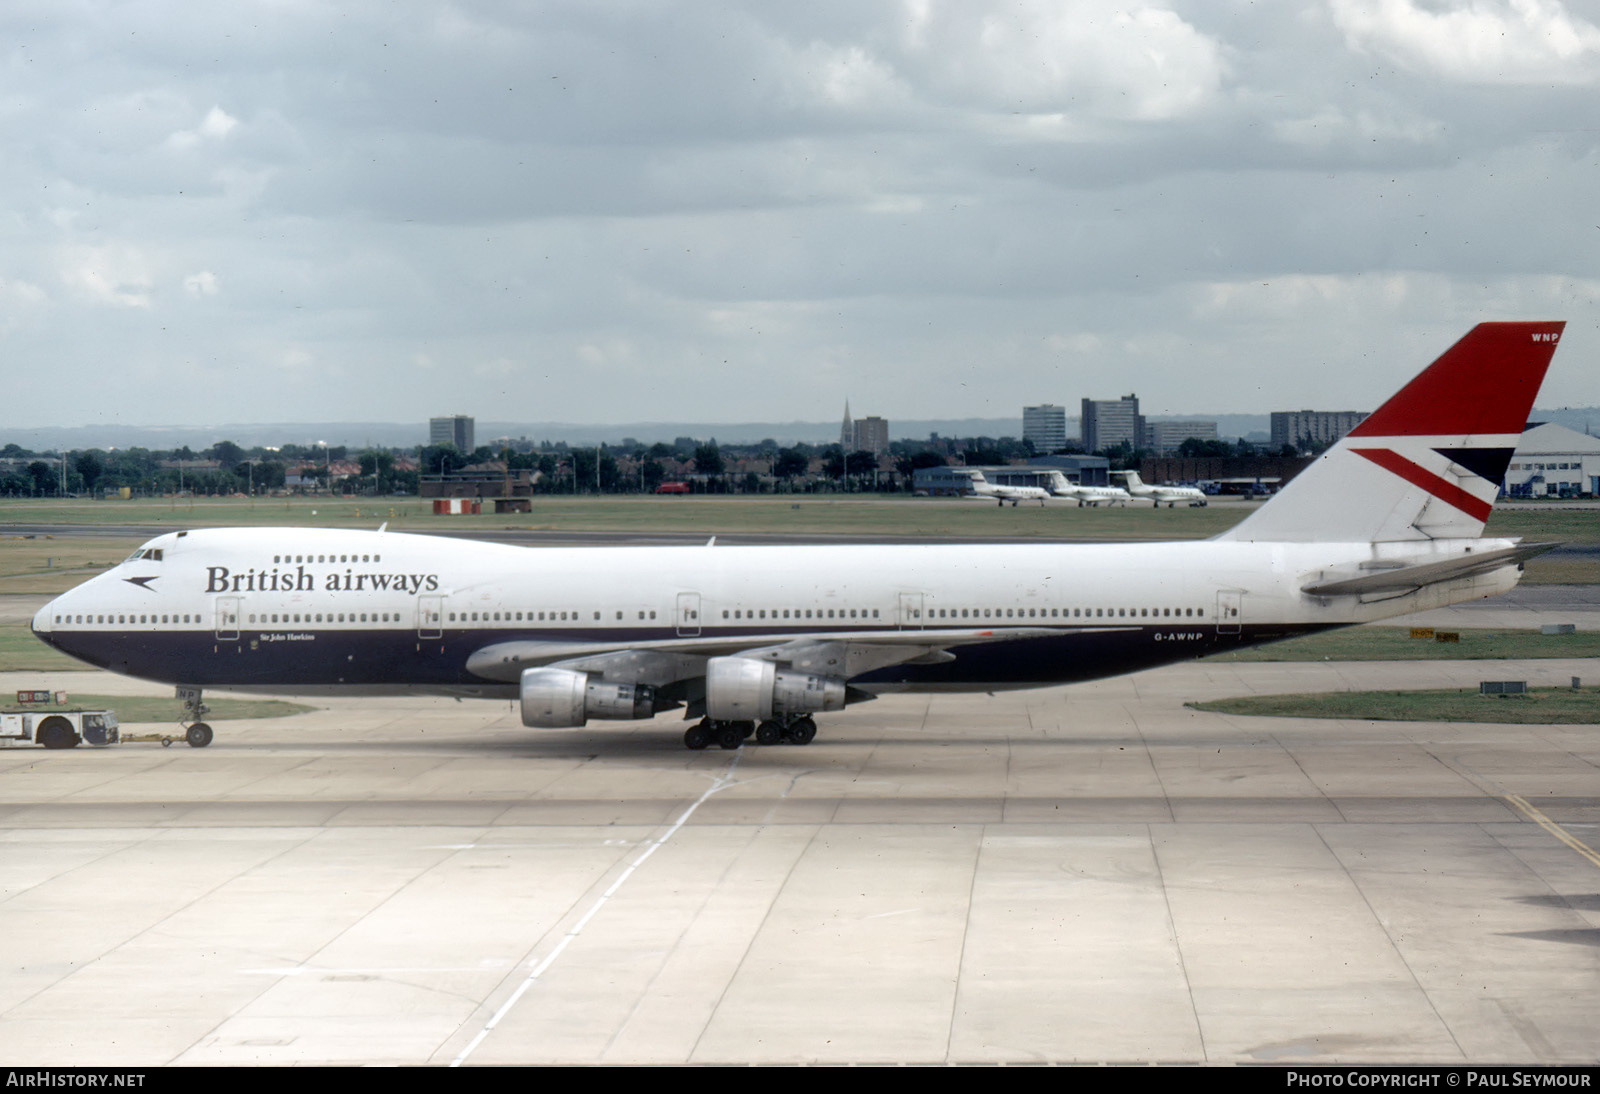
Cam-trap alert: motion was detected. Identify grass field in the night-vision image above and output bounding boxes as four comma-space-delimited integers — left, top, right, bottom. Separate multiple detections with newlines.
0, 494, 1587, 541
1189, 686, 1600, 724
0, 493, 1586, 538
0, 624, 93, 671
0, 494, 1248, 539
8, 693, 313, 724
0, 535, 136, 595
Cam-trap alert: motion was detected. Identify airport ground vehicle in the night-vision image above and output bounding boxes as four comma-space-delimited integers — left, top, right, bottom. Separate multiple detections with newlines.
0, 706, 119, 749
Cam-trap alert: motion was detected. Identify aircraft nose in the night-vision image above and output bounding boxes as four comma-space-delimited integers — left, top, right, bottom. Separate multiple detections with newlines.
32, 598, 56, 639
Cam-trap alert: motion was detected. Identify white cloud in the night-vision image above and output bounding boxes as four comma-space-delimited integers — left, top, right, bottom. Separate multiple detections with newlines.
0, 278, 47, 334
59, 245, 154, 309
2, 4, 1596, 429
1272, 106, 1445, 150
1188, 271, 1600, 335
791, 42, 910, 111
472, 357, 521, 378
1330, 0, 1600, 84
166, 105, 240, 150
901, 1, 1228, 121
183, 270, 218, 296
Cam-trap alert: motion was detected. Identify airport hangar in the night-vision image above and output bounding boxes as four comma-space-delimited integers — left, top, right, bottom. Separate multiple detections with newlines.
913, 456, 1111, 496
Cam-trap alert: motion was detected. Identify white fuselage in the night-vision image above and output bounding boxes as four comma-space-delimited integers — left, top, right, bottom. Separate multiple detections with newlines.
32, 526, 1522, 697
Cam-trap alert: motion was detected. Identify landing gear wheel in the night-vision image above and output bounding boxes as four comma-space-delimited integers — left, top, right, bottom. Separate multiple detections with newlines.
684, 722, 712, 750
716, 723, 744, 750
755, 720, 782, 746
185, 722, 213, 749
37, 717, 79, 750
786, 716, 817, 746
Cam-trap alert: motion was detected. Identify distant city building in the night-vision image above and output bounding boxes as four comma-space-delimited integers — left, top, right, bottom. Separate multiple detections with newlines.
839, 401, 854, 449
430, 415, 475, 454
1144, 419, 1219, 455
1023, 405, 1068, 453
1081, 394, 1143, 453
852, 416, 889, 455
1269, 410, 1367, 451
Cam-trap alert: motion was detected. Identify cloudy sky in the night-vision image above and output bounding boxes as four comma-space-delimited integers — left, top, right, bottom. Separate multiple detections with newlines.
3, 0, 1597, 436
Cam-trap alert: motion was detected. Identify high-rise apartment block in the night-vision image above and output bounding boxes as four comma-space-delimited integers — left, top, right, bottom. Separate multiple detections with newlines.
1144, 420, 1219, 455
852, 416, 889, 455
1081, 394, 1143, 453
430, 415, 476, 453
1023, 405, 1068, 453
1270, 410, 1368, 451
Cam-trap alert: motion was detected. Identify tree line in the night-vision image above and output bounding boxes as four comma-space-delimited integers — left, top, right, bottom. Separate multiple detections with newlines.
1, 428, 1185, 499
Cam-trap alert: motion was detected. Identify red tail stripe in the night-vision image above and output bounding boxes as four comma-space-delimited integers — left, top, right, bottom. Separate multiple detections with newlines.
1352, 448, 1493, 522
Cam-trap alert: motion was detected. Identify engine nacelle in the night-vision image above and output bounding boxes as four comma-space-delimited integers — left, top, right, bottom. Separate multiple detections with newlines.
704, 657, 846, 722
519, 667, 656, 728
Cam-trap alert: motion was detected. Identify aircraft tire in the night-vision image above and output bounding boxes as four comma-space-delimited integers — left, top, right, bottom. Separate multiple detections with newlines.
37, 717, 79, 750
716, 724, 743, 750
787, 717, 817, 746
186, 723, 214, 748
683, 723, 711, 750
755, 720, 782, 746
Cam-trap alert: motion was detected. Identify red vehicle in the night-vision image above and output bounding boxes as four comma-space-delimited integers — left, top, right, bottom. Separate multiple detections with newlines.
655, 481, 691, 494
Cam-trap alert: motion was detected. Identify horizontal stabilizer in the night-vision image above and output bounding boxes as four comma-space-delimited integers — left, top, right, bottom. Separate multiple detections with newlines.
1300, 542, 1557, 597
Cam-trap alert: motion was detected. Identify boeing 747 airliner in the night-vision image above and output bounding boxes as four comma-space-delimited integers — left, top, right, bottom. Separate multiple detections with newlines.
31, 322, 1564, 750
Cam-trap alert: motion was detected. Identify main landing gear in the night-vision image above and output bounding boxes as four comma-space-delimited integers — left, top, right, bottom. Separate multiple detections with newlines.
683, 715, 818, 751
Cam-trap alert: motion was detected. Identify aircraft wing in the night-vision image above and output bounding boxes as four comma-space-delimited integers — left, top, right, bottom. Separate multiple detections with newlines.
463, 626, 1081, 685
1299, 542, 1557, 597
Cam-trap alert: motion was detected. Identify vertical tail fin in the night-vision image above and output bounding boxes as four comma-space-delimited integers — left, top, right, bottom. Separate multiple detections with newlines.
1218, 321, 1564, 544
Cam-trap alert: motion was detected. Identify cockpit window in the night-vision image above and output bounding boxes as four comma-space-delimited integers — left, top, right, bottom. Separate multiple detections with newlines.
125, 548, 164, 562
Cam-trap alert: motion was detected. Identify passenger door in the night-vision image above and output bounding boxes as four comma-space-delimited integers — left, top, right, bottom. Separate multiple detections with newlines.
417, 595, 443, 639
215, 597, 240, 641
1215, 590, 1242, 635
676, 592, 701, 637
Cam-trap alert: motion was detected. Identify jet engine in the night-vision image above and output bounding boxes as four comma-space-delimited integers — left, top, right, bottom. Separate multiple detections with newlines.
519, 667, 657, 728
704, 657, 846, 722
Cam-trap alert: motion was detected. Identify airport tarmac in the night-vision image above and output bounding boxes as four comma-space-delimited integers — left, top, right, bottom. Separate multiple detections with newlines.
1, 647, 1597, 1066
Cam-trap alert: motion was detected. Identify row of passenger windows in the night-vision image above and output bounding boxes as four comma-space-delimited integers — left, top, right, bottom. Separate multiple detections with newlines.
725, 608, 880, 620
273, 554, 380, 564
912, 606, 1206, 620
250, 613, 399, 624
448, 610, 660, 623
55, 603, 1213, 628
58, 613, 196, 625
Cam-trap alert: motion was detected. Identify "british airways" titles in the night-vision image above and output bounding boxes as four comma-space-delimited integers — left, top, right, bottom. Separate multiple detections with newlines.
205, 565, 440, 595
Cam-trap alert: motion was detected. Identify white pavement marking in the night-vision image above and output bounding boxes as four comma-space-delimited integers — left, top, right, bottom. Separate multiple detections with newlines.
448, 748, 746, 1067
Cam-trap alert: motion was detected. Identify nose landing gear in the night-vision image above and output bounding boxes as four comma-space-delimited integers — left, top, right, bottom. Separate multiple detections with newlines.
178, 687, 214, 749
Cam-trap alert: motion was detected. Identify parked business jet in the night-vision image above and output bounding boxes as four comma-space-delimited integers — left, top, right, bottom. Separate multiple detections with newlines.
968, 472, 1051, 507
1111, 470, 1209, 507
1052, 480, 1133, 506
32, 323, 1563, 751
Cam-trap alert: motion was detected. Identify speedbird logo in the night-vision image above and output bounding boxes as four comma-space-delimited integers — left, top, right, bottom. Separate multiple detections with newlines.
1348, 444, 1511, 523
